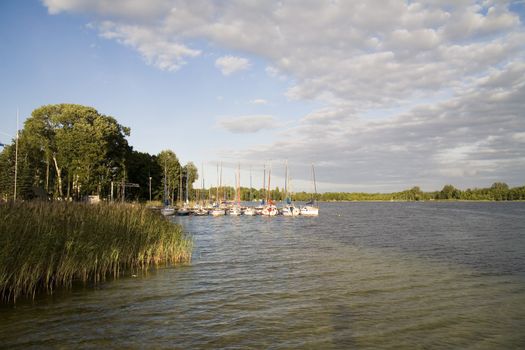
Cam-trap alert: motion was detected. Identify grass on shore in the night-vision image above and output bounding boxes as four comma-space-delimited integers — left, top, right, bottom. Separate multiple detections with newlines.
0, 201, 192, 302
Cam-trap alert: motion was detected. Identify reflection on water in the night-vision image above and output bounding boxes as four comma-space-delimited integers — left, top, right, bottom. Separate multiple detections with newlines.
1, 202, 525, 349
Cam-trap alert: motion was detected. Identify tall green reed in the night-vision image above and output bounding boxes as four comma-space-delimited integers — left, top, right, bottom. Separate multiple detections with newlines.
0, 201, 192, 302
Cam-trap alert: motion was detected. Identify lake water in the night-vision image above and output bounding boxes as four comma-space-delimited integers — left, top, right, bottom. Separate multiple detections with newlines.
1, 202, 525, 349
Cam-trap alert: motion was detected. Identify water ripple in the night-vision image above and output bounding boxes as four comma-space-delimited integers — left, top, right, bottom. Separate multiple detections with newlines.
1, 202, 524, 349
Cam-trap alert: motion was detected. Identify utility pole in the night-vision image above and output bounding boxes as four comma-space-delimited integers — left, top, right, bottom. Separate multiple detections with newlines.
149, 175, 152, 202
14, 108, 19, 201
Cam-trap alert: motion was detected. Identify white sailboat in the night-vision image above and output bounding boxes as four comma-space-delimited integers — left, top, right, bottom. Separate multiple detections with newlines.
261, 165, 278, 216
229, 164, 242, 216
300, 164, 319, 216
281, 161, 300, 217
211, 161, 225, 216
193, 163, 208, 216
243, 207, 256, 216
177, 168, 190, 216
243, 166, 256, 216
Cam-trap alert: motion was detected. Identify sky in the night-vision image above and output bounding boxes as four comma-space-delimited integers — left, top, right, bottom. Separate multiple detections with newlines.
0, 0, 524, 192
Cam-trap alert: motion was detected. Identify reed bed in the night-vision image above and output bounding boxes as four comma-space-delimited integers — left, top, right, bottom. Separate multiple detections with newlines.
0, 201, 192, 302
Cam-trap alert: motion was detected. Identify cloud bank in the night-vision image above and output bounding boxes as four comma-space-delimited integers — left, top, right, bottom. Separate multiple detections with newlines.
43, 0, 525, 190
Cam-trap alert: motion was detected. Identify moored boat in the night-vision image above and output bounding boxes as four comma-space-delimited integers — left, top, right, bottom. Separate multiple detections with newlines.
282, 205, 300, 216
177, 207, 190, 216
193, 207, 208, 216
281, 161, 300, 216
160, 207, 175, 216
243, 207, 256, 216
261, 202, 278, 216
299, 203, 319, 216
300, 164, 319, 216
210, 207, 225, 216
229, 206, 242, 216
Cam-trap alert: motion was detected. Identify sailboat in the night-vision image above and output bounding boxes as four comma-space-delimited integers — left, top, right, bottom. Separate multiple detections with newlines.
261, 165, 278, 216
254, 164, 266, 215
244, 166, 256, 216
300, 164, 319, 216
193, 163, 208, 216
229, 164, 242, 216
281, 161, 300, 216
210, 161, 226, 216
160, 162, 175, 216
177, 169, 190, 216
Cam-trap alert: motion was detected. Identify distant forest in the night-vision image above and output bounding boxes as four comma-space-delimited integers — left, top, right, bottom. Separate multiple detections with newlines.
1, 104, 523, 203
202, 182, 525, 202
310, 183, 525, 202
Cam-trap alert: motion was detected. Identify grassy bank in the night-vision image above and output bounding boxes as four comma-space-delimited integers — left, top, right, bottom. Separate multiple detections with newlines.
0, 201, 192, 302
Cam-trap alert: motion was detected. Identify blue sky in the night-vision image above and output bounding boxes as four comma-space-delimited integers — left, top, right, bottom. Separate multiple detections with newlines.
1, 1, 524, 192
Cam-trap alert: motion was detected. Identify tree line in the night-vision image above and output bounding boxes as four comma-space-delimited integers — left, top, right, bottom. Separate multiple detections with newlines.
0, 104, 197, 203
185, 183, 525, 203
317, 183, 525, 201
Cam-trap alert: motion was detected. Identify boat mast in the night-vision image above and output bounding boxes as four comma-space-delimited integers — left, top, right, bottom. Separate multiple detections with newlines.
201, 162, 205, 206
284, 160, 288, 202
237, 163, 241, 205
312, 163, 318, 205
185, 168, 189, 204
267, 165, 272, 203
249, 166, 252, 202
163, 160, 168, 206
179, 168, 182, 206
262, 164, 266, 204
216, 162, 219, 205
220, 161, 223, 202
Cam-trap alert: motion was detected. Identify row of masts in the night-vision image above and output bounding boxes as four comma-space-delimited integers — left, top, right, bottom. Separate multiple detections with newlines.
162, 162, 319, 217
204, 162, 312, 206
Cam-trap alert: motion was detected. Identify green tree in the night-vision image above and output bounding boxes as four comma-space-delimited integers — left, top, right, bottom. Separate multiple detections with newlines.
438, 184, 461, 200
489, 182, 509, 201
126, 150, 162, 201
158, 150, 181, 205
183, 162, 199, 201
21, 104, 130, 200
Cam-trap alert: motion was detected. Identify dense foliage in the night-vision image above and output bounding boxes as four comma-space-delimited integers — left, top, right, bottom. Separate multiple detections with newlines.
0, 104, 197, 203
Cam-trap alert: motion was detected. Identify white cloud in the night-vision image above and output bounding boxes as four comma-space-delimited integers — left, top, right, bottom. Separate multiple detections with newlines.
214, 55, 251, 76
217, 115, 278, 133
97, 21, 200, 71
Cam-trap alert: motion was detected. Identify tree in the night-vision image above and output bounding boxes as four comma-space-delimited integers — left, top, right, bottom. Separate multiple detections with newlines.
183, 162, 198, 201
8, 104, 130, 200
157, 150, 181, 204
438, 184, 461, 200
125, 150, 162, 201
489, 182, 509, 201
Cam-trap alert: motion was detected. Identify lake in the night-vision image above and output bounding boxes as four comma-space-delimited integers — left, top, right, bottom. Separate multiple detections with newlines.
1, 202, 524, 349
